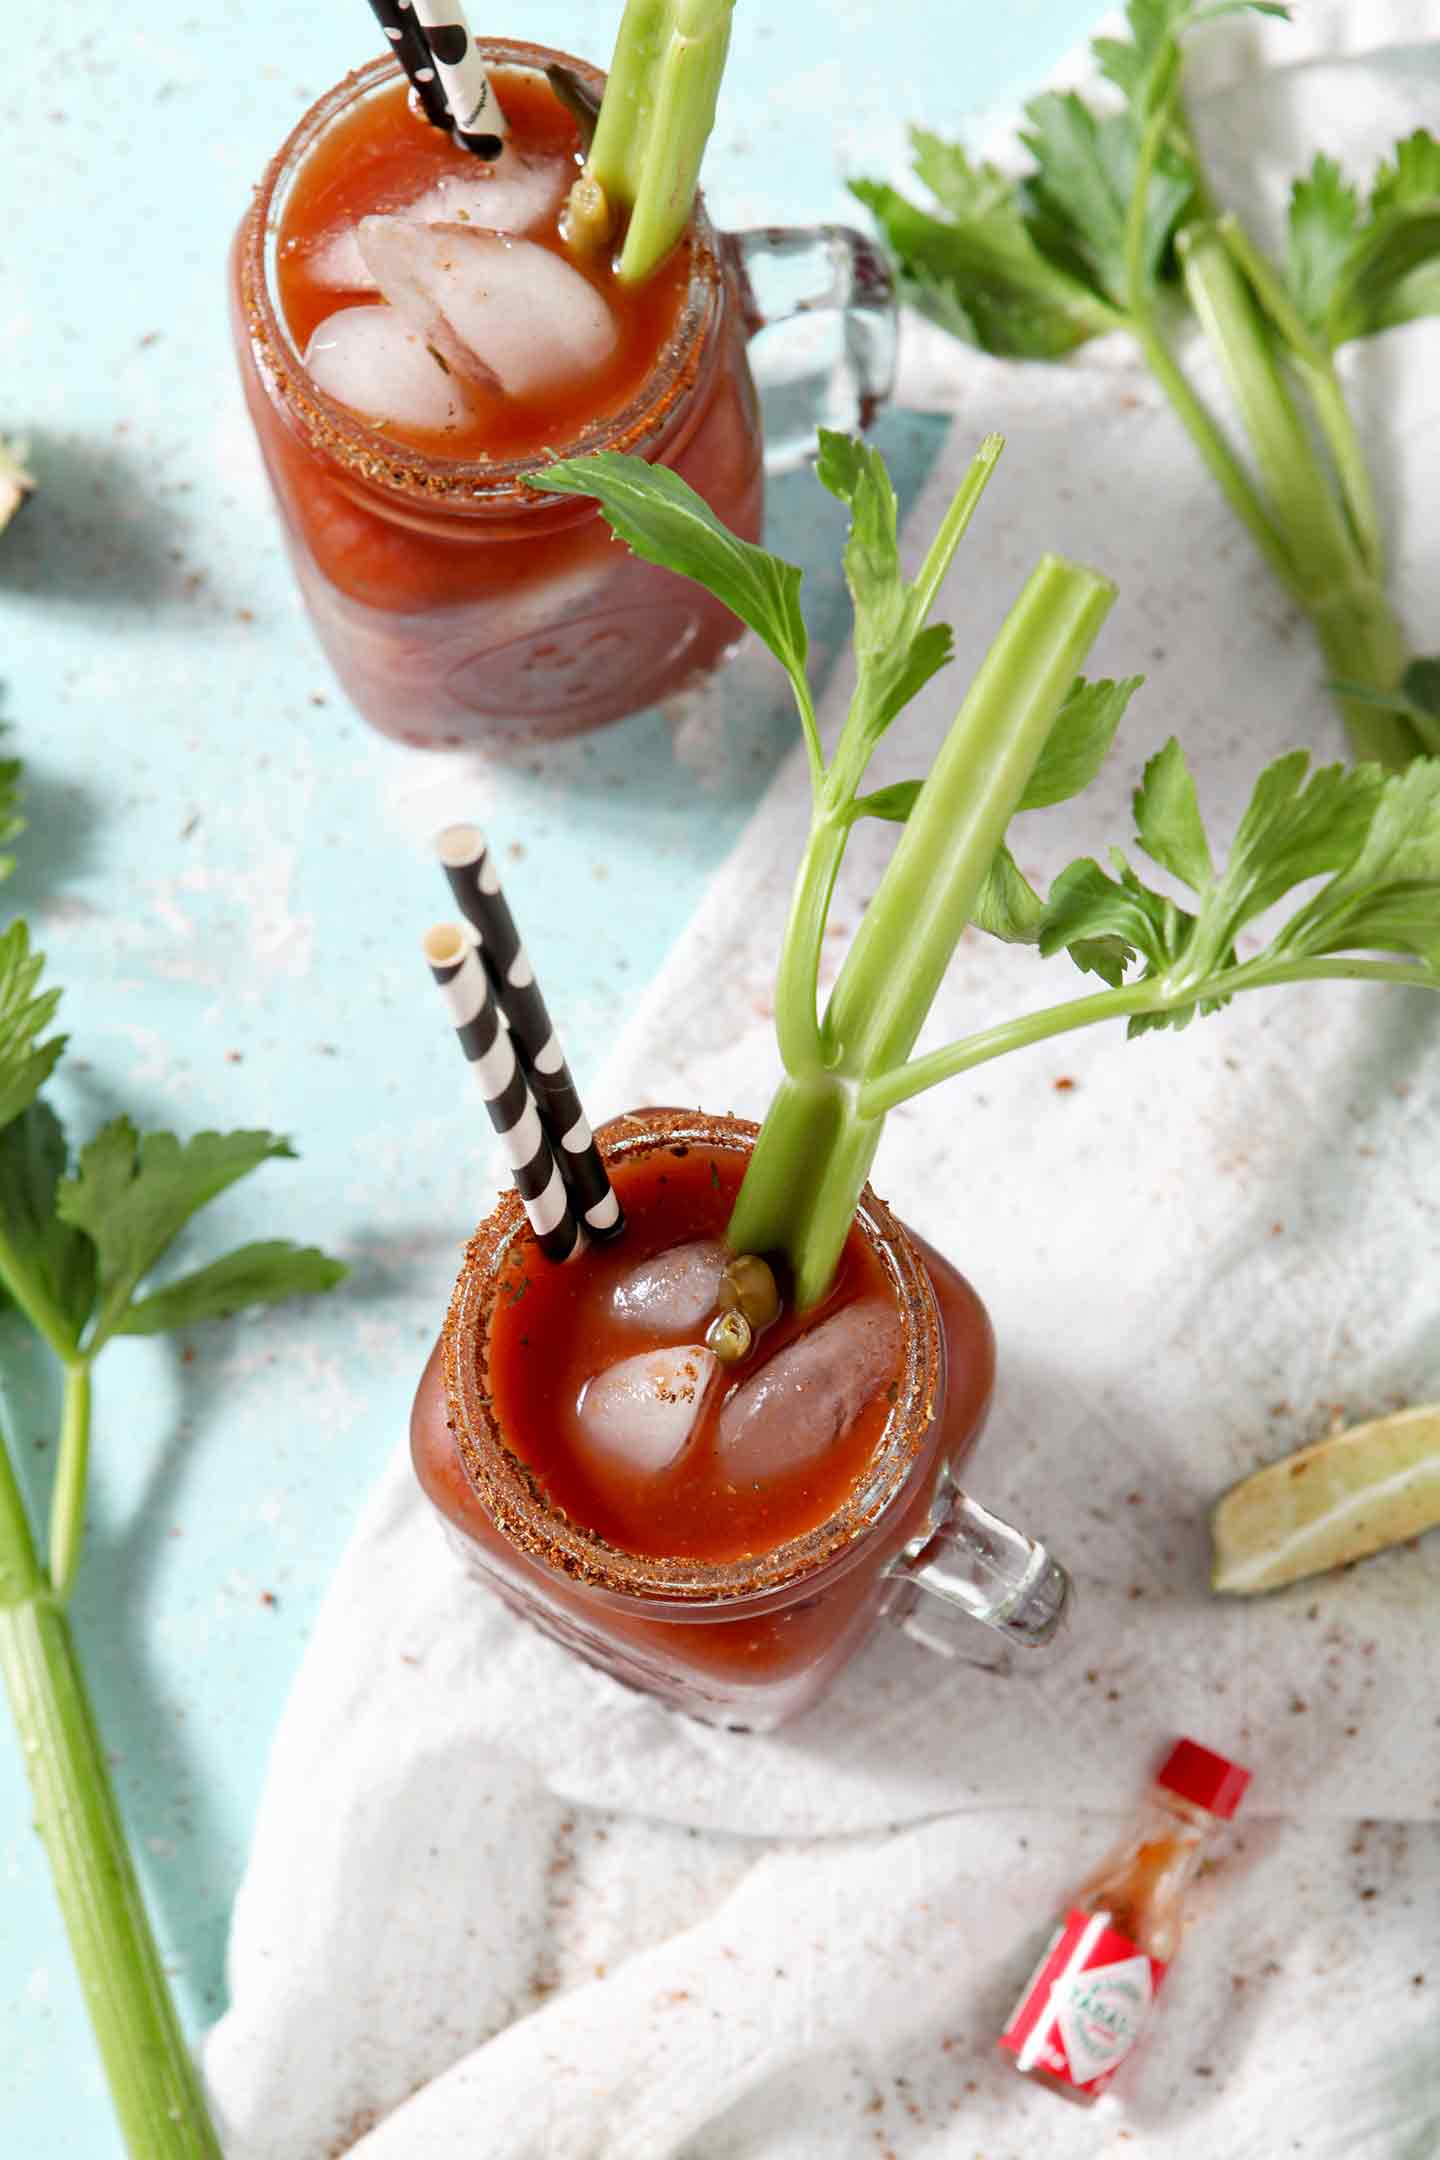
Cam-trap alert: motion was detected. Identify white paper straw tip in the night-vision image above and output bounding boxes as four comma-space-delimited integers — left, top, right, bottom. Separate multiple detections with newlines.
435, 823, 488, 868
423, 923, 468, 966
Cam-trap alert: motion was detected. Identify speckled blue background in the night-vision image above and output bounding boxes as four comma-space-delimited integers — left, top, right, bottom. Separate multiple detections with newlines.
1, 4, 1102, 2149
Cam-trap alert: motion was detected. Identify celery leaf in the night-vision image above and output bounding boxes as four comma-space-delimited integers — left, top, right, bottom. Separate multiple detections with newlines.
848, 167, 1116, 359
0, 921, 65, 1135
58, 1122, 304, 1350
114, 1241, 349, 1337
814, 432, 908, 658
970, 844, 1136, 985
1018, 675, 1143, 810
1286, 155, 1362, 334
814, 429, 961, 743
529, 454, 808, 685
1040, 854, 1187, 975
1198, 753, 1386, 959
0, 1103, 96, 1339
1132, 737, 1214, 892
1018, 92, 1194, 310
1286, 132, 1440, 348
850, 781, 922, 825
1040, 749, 1439, 1033
1274, 759, 1440, 967
970, 844, 1045, 944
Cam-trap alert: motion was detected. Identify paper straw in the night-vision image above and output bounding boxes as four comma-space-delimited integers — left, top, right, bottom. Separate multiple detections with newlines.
409, 0, 509, 156
424, 925, 582, 1265
436, 824, 624, 1242
365, 0, 450, 131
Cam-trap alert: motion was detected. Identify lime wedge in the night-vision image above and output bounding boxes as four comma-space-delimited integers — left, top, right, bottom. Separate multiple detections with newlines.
1211, 1405, 1440, 1594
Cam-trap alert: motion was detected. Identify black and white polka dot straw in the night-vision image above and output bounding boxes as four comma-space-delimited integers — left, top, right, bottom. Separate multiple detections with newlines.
424, 925, 582, 1265
364, 0, 450, 131
409, 0, 509, 156
435, 824, 625, 1242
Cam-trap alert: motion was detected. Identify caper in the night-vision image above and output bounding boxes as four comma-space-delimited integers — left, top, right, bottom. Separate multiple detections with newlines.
706, 1309, 753, 1365
717, 1252, 780, 1329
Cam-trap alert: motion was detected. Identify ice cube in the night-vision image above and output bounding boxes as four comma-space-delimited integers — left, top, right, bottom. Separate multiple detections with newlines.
714, 1301, 902, 1482
577, 1346, 721, 1473
302, 225, 378, 294
611, 1239, 728, 1332
409, 150, 571, 240
303, 304, 470, 433
356, 217, 617, 397
297, 154, 569, 296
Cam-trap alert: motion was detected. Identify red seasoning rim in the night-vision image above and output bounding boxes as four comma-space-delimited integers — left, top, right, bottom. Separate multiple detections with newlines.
237, 44, 727, 517
440, 1107, 946, 1609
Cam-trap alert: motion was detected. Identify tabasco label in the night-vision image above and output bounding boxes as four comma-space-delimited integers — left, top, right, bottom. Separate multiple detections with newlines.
999, 1909, 1166, 2095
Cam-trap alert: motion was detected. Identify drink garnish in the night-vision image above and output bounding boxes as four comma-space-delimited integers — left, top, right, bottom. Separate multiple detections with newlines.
704, 1307, 752, 1364
718, 1252, 780, 1329
534, 436, 1440, 1307
576, 0, 736, 282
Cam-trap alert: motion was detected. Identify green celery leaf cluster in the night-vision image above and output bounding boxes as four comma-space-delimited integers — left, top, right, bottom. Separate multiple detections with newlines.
853, 2, 1439, 367
1025, 742, 1440, 1032
848, 0, 1440, 771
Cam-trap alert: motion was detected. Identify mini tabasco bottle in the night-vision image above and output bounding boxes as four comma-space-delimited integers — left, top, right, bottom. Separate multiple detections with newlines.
999, 1737, 1251, 2102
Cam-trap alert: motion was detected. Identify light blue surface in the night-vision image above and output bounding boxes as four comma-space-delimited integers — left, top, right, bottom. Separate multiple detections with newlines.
1, 4, 1103, 2150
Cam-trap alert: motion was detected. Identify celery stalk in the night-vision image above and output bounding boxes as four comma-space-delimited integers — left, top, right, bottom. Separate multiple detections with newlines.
1176, 226, 1422, 770
0, 1437, 222, 2157
729, 557, 1116, 1308
583, 0, 735, 284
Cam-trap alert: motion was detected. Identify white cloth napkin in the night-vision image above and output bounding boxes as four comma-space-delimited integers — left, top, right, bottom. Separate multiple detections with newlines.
206, 10, 1440, 2155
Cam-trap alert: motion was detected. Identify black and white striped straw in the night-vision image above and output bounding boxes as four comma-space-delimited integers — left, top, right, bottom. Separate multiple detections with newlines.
409, 0, 509, 157
424, 924, 582, 1264
364, 0, 450, 131
435, 824, 624, 1242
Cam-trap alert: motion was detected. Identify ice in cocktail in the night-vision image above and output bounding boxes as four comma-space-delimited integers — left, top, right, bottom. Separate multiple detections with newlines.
233, 45, 763, 747
411, 1110, 1007, 1729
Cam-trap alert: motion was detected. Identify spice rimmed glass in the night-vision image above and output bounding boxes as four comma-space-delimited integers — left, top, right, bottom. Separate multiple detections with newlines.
410, 1108, 1069, 1731
232, 46, 895, 748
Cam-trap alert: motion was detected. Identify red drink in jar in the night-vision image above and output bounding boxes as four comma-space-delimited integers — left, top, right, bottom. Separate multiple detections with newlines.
232, 46, 893, 748
411, 1108, 1068, 1730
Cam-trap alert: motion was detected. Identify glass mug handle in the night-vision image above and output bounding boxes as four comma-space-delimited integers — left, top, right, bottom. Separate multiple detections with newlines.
722, 224, 898, 473
885, 1481, 1072, 1653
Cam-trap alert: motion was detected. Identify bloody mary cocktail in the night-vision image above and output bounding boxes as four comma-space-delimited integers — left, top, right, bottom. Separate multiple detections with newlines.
232, 46, 762, 747
411, 1109, 999, 1729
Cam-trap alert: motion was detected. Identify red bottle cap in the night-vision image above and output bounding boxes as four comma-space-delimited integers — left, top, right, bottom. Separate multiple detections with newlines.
1155, 1737, 1251, 1819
